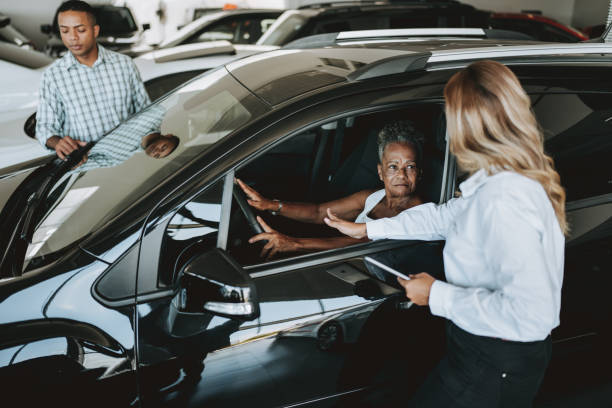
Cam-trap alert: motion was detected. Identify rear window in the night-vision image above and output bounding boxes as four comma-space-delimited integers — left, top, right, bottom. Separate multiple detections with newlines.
96, 6, 138, 36
533, 93, 612, 202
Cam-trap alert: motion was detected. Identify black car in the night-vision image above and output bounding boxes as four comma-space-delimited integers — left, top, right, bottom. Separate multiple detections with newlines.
256, 0, 491, 46
1, 32, 611, 407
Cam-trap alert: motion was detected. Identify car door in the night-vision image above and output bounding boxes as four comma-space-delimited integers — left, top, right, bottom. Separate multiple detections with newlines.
134, 102, 450, 407
135, 176, 447, 408
528, 90, 612, 402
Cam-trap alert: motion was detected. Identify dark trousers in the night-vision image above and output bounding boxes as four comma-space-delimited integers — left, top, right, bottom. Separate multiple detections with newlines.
409, 321, 552, 408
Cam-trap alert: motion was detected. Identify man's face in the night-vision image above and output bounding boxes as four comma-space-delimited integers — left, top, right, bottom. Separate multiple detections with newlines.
58, 10, 99, 58
145, 135, 178, 159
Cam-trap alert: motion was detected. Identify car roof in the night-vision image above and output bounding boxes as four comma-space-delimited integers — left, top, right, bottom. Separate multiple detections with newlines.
298, 1, 482, 12
227, 37, 612, 106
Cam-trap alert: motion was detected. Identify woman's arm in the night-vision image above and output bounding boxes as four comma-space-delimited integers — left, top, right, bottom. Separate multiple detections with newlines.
325, 198, 463, 241
249, 216, 368, 259
237, 178, 371, 224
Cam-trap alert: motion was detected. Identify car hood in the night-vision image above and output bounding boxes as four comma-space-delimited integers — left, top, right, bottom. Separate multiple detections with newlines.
0, 110, 52, 171
0, 61, 43, 114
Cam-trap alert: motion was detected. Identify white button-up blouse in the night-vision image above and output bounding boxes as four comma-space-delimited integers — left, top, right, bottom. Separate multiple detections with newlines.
366, 169, 565, 342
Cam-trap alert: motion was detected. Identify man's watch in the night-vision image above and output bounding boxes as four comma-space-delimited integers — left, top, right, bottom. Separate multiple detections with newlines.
270, 199, 282, 216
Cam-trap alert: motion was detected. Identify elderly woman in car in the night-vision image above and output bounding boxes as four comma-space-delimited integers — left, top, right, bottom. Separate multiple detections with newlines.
236, 120, 425, 259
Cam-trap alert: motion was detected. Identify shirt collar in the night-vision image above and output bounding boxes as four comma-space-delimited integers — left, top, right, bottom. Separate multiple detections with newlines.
459, 168, 490, 197
62, 43, 107, 70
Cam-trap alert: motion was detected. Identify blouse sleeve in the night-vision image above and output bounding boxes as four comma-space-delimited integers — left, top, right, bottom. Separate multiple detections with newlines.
366, 198, 463, 241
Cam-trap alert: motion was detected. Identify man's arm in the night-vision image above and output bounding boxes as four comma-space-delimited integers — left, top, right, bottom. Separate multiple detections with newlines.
129, 59, 151, 112
36, 71, 64, 148
36, 71, 85, 160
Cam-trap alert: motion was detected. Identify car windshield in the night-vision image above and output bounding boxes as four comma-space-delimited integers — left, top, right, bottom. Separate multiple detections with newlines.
96, 6, 138, 36
22, 67, 268, 270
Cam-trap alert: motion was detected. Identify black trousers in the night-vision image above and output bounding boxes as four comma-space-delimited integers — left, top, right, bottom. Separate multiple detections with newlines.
409, 321, 552, 408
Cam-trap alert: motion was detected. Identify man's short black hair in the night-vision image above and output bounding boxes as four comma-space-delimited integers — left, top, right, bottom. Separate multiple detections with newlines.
55, 1, 97, 25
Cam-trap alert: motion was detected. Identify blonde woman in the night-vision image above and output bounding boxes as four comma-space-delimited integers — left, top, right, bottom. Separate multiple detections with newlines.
325, 60, 566, 407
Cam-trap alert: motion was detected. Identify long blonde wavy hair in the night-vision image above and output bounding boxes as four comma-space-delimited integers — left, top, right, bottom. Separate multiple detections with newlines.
444, 60, 568, 234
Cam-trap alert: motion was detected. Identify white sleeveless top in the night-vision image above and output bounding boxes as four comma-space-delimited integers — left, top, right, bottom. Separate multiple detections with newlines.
354, 189, 385, 223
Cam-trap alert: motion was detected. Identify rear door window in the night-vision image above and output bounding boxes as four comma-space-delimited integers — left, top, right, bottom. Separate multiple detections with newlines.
533, 93, 612, 203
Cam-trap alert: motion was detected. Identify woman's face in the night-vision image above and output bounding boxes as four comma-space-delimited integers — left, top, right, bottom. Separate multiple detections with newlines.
378, 142, 420, 198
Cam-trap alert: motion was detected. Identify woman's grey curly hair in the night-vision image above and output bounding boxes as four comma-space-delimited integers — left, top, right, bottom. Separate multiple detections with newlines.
377, 120, 425, 163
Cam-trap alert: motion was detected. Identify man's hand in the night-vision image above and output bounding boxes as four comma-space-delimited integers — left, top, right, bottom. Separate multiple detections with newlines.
397, 273, 435, 306
248, 216, 298, 259
236, 178, 275, 211
324, 208, 367, 239
71, 153, 89, 170
46, 135, 86, 160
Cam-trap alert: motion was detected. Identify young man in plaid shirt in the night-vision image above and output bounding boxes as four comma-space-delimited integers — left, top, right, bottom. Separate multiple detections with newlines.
36, 0, 150, 160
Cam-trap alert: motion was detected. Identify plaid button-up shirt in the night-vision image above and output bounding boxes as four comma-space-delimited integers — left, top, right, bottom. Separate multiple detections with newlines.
74, 104, 166, 172
36, 44, 150, 148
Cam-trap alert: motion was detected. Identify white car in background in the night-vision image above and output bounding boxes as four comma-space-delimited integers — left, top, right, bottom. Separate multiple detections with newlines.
0, 42, 53, 171
127, 8, 282, 56
134, 40, 277, 101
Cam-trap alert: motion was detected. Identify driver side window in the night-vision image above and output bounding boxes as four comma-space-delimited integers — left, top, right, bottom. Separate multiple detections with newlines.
157, 103, 447, 283
229, 104, 446, 266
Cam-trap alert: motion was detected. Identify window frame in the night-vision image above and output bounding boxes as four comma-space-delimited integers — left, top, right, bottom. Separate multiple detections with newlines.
220, 101, 450, 269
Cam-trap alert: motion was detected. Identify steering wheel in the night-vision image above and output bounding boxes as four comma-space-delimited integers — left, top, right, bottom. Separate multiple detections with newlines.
232, 184, 264, 235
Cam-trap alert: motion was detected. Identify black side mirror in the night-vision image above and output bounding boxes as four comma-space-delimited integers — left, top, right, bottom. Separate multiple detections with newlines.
41, 24, 53, 35
173, 248, 259, 321
142, 23, 151, 31
0, 17, 10, 29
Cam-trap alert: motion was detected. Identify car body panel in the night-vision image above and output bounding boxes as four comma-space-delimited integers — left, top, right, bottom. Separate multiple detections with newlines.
0, 251, 138, 406
0, 43, 53, 170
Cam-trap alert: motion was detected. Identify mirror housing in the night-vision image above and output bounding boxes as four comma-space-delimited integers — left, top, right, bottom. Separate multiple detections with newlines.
174, 248, 259, 321
142, 23, 151, 31
40, 24, 53, 35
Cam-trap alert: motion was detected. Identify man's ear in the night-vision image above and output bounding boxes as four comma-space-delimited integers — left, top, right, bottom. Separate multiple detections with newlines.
377, 164, 383, 181
93, 24, 100, 38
